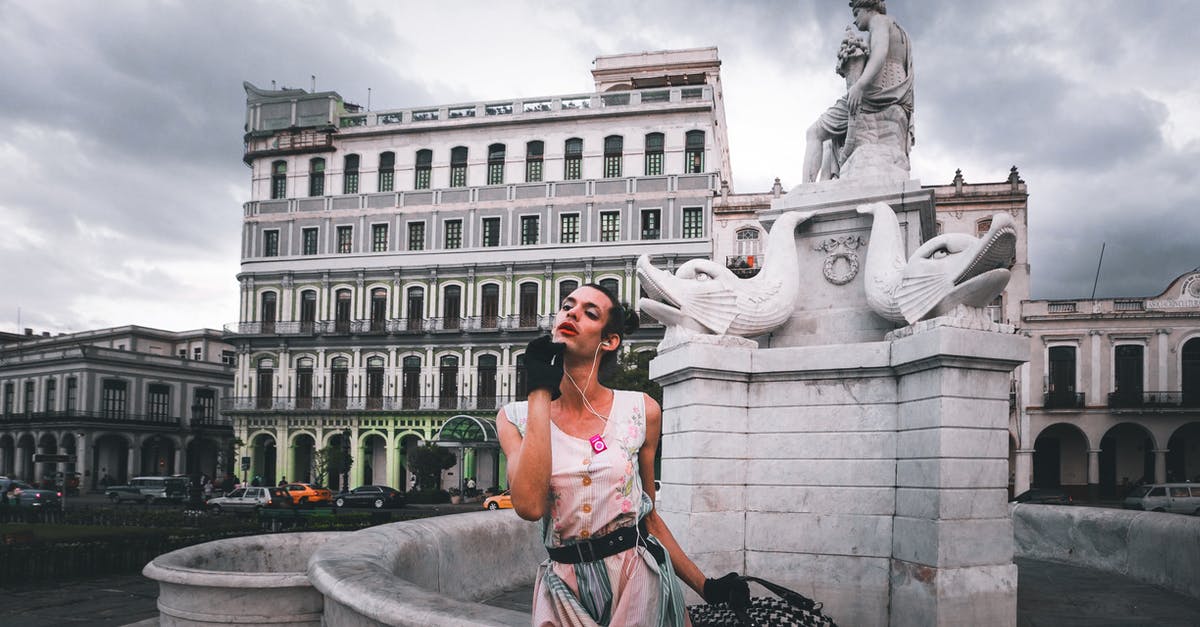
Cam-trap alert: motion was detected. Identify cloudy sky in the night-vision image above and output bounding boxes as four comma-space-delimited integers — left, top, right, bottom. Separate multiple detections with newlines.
2, 0, 1198, 334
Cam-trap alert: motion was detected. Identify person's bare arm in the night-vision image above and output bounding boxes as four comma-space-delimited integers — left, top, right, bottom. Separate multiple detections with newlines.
497, 389, 553, 521
638, 394, 707, 596
847, 13, 892, 113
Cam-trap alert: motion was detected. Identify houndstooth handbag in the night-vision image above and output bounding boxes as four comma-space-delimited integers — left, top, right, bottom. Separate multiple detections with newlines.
688, 576, 838, 627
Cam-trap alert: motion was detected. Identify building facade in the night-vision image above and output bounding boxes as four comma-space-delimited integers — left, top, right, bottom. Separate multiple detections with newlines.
0, 326, 236, 490
1015, 272, 1200, 499
226, 48, 730, 490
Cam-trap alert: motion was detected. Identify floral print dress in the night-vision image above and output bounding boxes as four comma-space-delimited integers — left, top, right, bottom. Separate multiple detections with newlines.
503, 390, 690, 626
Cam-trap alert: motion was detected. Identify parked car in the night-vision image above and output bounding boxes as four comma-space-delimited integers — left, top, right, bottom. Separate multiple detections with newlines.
106, 476, 189, 504
207, 486, 293, 514
1011, 489, 1073, 505
3, 480, 62, 507
333, 485, 405, 509
283, 483, 333, 506
483, 490, 512, 510
1123, 483, 1200, 515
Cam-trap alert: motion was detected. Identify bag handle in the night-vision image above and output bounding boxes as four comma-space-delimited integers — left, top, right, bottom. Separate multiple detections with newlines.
739, 576, 823, 613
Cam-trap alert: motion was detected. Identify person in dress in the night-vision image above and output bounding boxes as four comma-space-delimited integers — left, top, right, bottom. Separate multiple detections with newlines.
499, 284, 748, 626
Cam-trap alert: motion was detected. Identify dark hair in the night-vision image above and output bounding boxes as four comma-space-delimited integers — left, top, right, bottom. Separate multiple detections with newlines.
582, 282, 638, 375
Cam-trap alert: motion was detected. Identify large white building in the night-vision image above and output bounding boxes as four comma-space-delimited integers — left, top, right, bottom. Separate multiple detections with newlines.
226, 48, 729, 490
0, 326, 236, 490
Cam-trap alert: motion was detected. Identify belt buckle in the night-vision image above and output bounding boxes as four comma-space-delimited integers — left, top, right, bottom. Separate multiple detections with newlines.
575, 541, 591, 563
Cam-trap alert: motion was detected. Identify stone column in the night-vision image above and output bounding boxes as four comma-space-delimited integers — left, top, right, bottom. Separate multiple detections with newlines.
1014, 449, 1033, 496
1087, 449, 1101, 502
175, 447, 184, 477
0, 445, 9, 477
1154, 449, 1168, 484
127, 445, 139, 481
275, 432, 288, 484
76, 434, 89, 491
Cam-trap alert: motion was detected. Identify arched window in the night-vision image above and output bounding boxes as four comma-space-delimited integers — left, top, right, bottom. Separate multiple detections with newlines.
343, 154, 360, 194
736, 227, 762, 258
295, 357, 314, 409
299, 290, 317, 332
378, 151, 396, 192
366, 356, 385, 409
402, 356, 421, 408
685, 130, 705, 173
443, 285, 462, 330
477, 354, 498, 409
261, 292, 277, 333
370, 288, 388, 331
487, 143, 506, 185
644, 132, 664, 176
558, 279, 579, 307
406, 286, 425, 331
450, 146, 468, 187
330, 357, 349, 409
519, 283, 539, 328
525, 140, 544, 182
256, 357, 275, 409
599, 278, 619, 300
308, 157, 325, 196
439, 355, 459, 409
564, 138, 583, 180
414, 149, 432, 189
334, 289, 352, 333
270, 160, 287, 199
604, 135, 623, 178
515, 354, 528, 401
480, 284, 500, 329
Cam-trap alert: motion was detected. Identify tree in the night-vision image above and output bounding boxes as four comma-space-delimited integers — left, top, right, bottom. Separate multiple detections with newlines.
406, 444, 457, 492
311, 444, 352, 488
601, 349, 661, 406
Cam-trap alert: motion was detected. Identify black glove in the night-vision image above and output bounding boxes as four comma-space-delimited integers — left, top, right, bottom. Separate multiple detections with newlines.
524, 335, 565, 400
703, 572, 750, 609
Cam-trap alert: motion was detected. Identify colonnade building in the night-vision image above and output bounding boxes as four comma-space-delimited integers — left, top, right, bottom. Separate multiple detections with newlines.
0, 327, 236, 490
225, 48, 729, 490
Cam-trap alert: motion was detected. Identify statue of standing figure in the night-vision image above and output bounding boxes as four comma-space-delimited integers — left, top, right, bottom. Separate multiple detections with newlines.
803, 0, 914, 184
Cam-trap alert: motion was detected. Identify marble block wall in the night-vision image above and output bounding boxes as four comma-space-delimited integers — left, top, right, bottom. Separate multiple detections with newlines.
651, 326, 1027, 627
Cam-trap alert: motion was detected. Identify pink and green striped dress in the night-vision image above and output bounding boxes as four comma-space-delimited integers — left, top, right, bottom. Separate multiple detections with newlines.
503, 390, 690, 626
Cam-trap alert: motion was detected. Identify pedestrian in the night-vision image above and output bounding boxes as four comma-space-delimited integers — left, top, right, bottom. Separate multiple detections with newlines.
498, 283, 748, 624
466, 476, 476, 496
409, 474, 417, 491
203, 479, 214, 500
251, 475, 261, 487
278, 476, 288, 487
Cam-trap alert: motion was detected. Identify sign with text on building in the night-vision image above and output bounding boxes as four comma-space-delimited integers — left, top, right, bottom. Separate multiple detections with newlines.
1148, 274, 1200, 309
32, 453, 76, 463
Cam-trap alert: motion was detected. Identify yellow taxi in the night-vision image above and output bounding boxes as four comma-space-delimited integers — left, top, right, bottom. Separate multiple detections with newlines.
283, 483, 333, 506
483, 490, 512, 510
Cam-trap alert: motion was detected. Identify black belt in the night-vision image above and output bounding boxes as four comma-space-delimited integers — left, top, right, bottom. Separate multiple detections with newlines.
547, 520, 665, 565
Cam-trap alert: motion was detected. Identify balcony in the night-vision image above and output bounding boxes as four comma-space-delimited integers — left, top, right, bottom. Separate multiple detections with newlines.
1107, 391, 1200, 410
220, 395, 519, 414
224, 314, 555, 338
1042, 392, 1086, 410
726, 255, 761, 279
0, 410, 183, 426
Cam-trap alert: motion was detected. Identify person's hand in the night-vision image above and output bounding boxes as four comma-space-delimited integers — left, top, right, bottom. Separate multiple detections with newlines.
847, 82, 864, 114
524, 335, 565, 400
703, 572, 750, 609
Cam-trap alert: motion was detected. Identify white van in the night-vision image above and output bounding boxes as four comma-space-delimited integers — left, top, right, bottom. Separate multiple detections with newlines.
1122, 483, 1200, 515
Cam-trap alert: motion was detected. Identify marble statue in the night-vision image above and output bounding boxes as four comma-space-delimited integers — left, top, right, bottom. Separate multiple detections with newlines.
636, 211, 815, 346
859, 202, 1015, 325
803, 0, 914, 184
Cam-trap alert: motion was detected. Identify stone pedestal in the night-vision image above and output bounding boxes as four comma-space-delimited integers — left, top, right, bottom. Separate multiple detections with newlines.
652, 324, 1026, 627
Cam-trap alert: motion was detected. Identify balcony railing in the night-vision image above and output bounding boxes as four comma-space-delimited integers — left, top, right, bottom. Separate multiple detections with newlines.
224, 314, 556, 337
1043, 392, 1086, 410
220, 395, 519, 413
1107, 391, 1200, 410
0, 410, 183, 426
726, 255, 761, 279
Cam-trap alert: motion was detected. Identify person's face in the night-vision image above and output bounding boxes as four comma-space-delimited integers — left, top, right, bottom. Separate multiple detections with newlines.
553, 286, 614, 352
852, 7, 874, 31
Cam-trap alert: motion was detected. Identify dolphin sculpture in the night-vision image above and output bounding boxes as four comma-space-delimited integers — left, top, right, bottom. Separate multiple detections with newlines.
636, 211, 815, 339
858, 201, 1016, 325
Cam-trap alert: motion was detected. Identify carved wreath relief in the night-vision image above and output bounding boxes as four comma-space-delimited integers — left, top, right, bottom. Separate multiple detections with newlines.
813, 235, 866, 285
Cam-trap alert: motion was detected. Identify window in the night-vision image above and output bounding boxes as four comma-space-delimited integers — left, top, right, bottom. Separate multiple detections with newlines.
330, 357, 349, 409
599, 278, 619, 300
414, 149, 432, 189
1113, 345, 1144, 406
600, 211, 621, 242
270, 160, 287, 199
193, 347, 202, 361
406, 287, 425, 331
370, 288, 388, 331
23, 381, 33, 415
148, 384, 170, 420
477, 355, 498, 409
644, 133, 664, 176
525, 140, 544, 182
443, 285, 461, 329
193, 389, 215, 420
450, 146, 468, 187
685, 130, 705, 173
519, 283, 539, 327
343, 154, 360, 194
736, 228, 761, 256
309, 157, 325, 196
480, 284, 500, 328
299, 290, 317, 332
334, 289, 352, 333
521, 215, 539, 246
558, 279, 579, 306
564, 138, 583, 180
641, 209, 661, 240
372, 224, 388, 252
481, 217, 500, 247
560, 214, 579, 244
682, 207, 704, 238
337, 225, 353, 253
366, 357, 385, 408
261, 292, 277, 332
102, 380, 127, 419
976, 218, 993, 237
295, 359, 314, 409
604, 135, 623, 178
439, 356, 459, 409
2, 382, 12, 416
444, 219, 462, 249
408, 222, 425, 251
263, 230, 279, 257
1046, 345, 1078, 408
65, 378, 77, 412
487, 143, 505, 185
402, 356, 421, 408
45, 379, 57, 412
302, 228, 318, 255
515, 354, 528, 400
221, 351, 236, 366
378, 152, 395, 192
